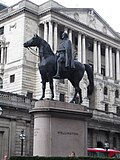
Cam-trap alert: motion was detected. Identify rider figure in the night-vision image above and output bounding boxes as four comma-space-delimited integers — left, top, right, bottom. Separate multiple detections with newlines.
54, 31, 75, 78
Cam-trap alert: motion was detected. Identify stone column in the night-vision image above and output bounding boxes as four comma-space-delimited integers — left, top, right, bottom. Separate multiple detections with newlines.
69, 29, 72, 42
44, 22, 48, 41
98, 41, 101, 74
82, 35, 86, 63
105, 45, 109, 77
48, 21, 53, 49
0, 47, 3, 63
109, 47, 113, 78
68, 29, 73, 101
33, 113, 51, 156
116, 49, 120, 80
54, 23, 58, 53
93, 39, 97, 73
78, 32, 82, 62
38, 24, 43, 37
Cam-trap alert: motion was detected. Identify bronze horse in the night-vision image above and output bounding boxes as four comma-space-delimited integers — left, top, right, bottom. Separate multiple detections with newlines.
24, 34, 94, 104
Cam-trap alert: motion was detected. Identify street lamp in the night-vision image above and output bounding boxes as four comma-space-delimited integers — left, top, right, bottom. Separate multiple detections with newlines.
0, 107, 3, 116
19, 129, 26, 156
104, 140, 109, 157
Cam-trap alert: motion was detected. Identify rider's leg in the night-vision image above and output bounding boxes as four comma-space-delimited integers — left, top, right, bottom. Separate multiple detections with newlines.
54, 58, 61, 77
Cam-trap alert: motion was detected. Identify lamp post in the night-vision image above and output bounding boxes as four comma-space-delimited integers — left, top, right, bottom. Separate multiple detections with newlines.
104, 140, 109, 157
19, 129, 26, 156
0, 107, 3, 116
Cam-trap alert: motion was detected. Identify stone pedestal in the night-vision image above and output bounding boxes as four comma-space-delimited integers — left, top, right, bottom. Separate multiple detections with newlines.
30, 100, 92, 157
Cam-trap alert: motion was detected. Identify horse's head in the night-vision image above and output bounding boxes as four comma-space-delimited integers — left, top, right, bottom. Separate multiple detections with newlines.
24, 34, 40, 48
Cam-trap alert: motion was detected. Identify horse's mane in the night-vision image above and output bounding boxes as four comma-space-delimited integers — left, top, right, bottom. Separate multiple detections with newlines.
38, 36, 54, 56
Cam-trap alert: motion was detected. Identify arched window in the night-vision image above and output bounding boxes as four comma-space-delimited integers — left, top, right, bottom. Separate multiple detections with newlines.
0, 77, 3, 89
115, 89, 119, 98
104, 86, 108, 95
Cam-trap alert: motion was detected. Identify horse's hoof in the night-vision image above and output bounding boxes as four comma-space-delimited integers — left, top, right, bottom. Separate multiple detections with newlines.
39, 97, 43, 100
79, 100, 83, 104
70, 100, 74, 103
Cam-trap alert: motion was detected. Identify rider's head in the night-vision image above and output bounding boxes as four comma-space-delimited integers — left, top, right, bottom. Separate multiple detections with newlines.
62, 32, 68, 40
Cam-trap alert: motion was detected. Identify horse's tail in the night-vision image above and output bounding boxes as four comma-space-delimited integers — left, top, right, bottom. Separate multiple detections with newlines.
84, 64, 94, 96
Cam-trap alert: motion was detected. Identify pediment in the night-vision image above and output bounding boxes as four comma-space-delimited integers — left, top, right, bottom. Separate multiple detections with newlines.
56, 8, 119, 39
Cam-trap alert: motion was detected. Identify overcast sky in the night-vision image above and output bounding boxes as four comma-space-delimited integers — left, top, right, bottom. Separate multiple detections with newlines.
1, 0, 120, 33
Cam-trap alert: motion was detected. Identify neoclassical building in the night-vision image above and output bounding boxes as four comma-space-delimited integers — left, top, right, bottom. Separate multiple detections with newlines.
0, 0, 120, 157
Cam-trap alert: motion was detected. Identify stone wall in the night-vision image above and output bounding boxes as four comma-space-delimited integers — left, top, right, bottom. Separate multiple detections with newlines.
0, 91, 35, 159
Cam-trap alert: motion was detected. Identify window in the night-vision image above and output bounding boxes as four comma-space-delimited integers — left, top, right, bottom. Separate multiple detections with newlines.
3, 47, 7, 64
0, 27, 4, 35
115, 90, 119, 98
10, 74, 15, 83
113, 137, 117, 148
59, 93, 65, 102
101, 47, 105, 56
75, 37, 78, 46
97, 141, 104, 148
104, 86, 108, 95
105, 103, 108, 112
60, 31, 63, 39
27, 92, 33, 99
116, 106, 120, 114
87, 42, 93, 52
0, 78, 3, 89
101, 68, 105, 76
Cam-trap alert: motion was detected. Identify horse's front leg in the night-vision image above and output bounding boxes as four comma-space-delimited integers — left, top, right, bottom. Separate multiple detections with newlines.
49, 77, 54, 100
40, 80, 46, 100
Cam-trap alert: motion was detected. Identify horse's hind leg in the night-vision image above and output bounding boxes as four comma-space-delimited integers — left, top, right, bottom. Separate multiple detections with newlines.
73, 80, 83, 104
49, 78, 54, 100
40, 79, 46, 100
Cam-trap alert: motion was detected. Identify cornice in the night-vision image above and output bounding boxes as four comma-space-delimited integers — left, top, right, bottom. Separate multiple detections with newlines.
39, 9, 120, 45
0, 7, 38, 23
1, 6, 120, 49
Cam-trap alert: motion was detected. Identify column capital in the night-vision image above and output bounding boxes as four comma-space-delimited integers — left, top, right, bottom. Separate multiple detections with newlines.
93, 39, 97, 43
42, 20, 49, 24
93, 38, 98, 42
105, 44, 109, 48
78, 31, 82, 35
98, 41, 101, 45
116, 48, 120, 52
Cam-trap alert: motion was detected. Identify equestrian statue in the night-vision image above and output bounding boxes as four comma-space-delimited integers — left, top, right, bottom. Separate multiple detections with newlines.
24, 32, 94, 104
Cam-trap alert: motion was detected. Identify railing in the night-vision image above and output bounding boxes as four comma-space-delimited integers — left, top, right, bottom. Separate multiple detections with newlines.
0, 91, 36, 109
87, 107, 120, 122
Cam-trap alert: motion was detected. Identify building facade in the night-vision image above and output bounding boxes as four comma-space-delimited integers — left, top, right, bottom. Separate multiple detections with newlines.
0, 0, 120, 157
0, 91, 35, 159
